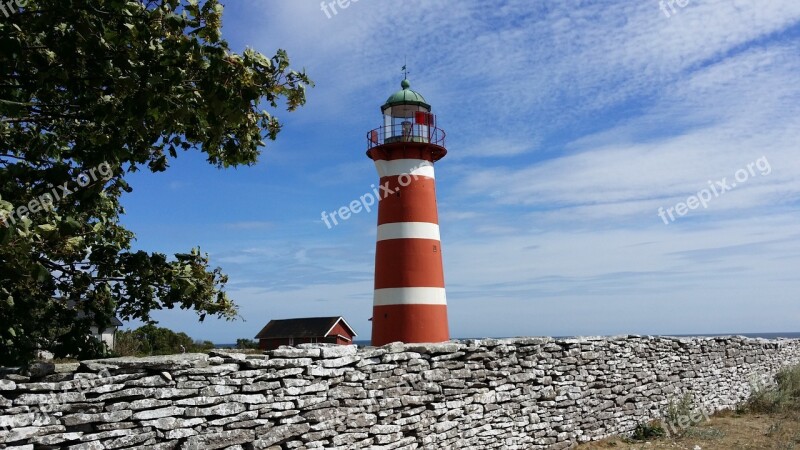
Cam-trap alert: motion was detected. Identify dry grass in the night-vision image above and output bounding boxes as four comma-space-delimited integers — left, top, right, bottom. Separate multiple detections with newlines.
578, 410, 800, 449
580, 365, 800, 449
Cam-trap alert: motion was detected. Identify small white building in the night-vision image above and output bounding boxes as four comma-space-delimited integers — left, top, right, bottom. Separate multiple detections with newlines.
89, 316, 122, 350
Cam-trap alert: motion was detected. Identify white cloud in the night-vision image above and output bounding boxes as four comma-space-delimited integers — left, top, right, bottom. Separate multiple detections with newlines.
453, 43, 800, 226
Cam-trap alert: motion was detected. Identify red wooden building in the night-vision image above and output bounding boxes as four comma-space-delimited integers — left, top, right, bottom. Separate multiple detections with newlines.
254, 316, 357, 350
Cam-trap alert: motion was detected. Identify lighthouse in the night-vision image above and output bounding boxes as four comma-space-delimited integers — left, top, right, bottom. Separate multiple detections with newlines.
366, 79, 450, 346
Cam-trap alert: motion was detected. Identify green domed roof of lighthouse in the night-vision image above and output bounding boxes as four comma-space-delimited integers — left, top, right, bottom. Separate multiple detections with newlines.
381, 79, 431, 112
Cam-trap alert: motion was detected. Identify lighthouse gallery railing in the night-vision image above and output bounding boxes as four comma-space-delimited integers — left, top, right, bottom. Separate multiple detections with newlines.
366, 124, 446, 150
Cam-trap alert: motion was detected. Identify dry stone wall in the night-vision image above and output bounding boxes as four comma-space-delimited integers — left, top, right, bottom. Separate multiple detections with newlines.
1, 336, 799, 450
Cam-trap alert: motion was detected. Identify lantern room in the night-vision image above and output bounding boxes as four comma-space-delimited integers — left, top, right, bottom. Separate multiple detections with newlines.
367, 79, 446, 160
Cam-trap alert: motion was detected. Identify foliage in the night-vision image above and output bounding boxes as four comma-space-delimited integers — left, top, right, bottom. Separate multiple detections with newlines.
113, 329, 147, 358
658, 392, 698, 438
0, 0, 311, 366
627, 394, 697, 442
114, 324, 213, 356
664, 393, 695, 425
744, 364, 800, 413
629, 421, 665, 441
236, 338, 258, 350
194, 339, 215, 352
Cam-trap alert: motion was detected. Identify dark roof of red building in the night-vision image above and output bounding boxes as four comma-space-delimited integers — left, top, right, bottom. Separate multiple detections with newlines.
254, 316, 357, 340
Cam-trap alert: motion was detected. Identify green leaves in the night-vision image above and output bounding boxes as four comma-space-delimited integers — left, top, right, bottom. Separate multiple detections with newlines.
164, 13, 186, 28
33, 264, 50, 283
37, 224, 57, 233
64, 236, 84, 253
0, 0, 311, 366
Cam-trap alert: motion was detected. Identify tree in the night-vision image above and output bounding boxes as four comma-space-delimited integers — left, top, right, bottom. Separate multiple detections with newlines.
115, 325, 212, 356
0, 0, 311, 366
236, 338, 258, 350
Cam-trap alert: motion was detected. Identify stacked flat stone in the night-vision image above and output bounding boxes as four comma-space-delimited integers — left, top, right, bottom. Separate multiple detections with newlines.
0, 336, 798, 449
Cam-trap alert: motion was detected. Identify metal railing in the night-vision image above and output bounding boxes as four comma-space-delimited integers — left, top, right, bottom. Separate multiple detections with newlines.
367, 124, 446, 150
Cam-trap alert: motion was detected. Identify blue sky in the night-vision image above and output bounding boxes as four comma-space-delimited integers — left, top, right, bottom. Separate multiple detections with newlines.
121, 0, 800, 343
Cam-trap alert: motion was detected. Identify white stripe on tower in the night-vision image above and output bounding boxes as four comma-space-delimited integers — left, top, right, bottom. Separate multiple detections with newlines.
373, 287, 447, 306
377, 222, 440, 241
373, 159, 435, 179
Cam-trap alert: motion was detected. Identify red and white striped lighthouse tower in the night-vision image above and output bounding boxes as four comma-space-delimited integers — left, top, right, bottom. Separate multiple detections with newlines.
366, 79, 449, 346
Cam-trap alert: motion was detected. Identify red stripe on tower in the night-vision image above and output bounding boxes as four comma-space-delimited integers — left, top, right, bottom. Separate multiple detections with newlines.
366, 78, 450, 346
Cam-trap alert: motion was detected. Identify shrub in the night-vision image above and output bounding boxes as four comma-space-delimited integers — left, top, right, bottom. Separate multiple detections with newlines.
744, 364, 800, 413
775, 365, 800, 409
113, 325, 213, 357
236, 338, 259, 350
664, 393, 695, 425
630, 421, 666, 441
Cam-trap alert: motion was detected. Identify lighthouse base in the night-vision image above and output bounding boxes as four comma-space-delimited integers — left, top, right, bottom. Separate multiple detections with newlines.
371, 304, 449, 346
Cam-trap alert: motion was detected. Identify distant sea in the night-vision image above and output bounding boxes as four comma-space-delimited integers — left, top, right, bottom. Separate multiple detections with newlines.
218, 332, 800, 348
